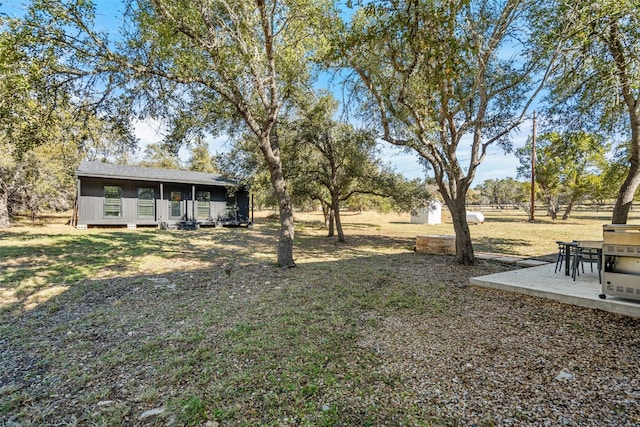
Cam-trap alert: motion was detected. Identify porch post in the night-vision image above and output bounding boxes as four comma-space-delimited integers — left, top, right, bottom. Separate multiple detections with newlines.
73, 178, 81, 226
159, 182, 164, 222
192, 184, 196, 221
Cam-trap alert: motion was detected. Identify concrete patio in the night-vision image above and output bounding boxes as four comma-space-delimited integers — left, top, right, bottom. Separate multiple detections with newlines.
470, 256, 640, 318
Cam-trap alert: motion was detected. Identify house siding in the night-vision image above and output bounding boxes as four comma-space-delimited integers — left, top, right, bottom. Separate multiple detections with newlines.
76, 175, 250, 227
78, 178, 161, 225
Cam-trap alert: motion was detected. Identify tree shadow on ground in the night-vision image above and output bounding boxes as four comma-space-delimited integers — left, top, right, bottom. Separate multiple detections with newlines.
0, 225, 277, 310
5, 210, 580, 316
473, 236, 534, 255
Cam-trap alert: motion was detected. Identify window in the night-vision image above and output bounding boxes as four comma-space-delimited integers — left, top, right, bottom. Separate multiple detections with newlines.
104, 186, 122, 217
197, 191, 211, 218
224, 192, 238, 220
138, 187, 154, 218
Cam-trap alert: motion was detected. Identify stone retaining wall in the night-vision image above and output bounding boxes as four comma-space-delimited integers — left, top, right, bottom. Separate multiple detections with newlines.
415, 235, 456, 255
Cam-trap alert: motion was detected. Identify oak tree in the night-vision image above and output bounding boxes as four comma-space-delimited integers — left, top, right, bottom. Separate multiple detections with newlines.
0, 15, 135, 226
341, 0, 556, 264
535, 0, 640, 223
516, 131, 609, 220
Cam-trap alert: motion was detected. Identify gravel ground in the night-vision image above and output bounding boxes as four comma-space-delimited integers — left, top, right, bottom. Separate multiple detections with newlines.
357, 290, 640, 426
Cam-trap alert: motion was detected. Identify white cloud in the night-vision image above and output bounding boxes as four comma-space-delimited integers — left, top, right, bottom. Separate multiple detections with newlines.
131, 118, 166, 159
132, 119, 236, 163
207, 135, 233, 155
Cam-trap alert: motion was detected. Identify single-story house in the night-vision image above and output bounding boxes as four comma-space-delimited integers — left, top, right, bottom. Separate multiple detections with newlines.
74, 161, 251, 229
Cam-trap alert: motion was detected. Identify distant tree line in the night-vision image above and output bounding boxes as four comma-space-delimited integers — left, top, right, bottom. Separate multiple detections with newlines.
473, 129, 638, 219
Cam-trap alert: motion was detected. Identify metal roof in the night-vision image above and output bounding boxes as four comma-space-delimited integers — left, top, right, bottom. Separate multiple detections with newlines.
76, 161, 236, 187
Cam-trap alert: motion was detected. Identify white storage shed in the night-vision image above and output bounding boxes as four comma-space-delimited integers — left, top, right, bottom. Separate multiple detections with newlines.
410, 200, 442, 225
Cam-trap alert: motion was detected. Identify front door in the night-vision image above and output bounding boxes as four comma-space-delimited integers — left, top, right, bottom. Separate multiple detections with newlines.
170, 191, 183, 220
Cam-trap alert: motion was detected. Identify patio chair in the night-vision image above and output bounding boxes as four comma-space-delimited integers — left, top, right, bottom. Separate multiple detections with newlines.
572, 246, 601, 283
554, 241, 568, 273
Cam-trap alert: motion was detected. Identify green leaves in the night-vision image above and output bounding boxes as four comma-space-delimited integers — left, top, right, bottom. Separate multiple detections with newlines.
531, 0, 640, 221
537, 0, 639, 131
341, 0, 550, 262
0, 8, 139, 223
516, 131, 611, 218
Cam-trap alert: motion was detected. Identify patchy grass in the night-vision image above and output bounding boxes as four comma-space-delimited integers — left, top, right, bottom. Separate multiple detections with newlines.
303, 207, 638, 258
1, 209, 639, 426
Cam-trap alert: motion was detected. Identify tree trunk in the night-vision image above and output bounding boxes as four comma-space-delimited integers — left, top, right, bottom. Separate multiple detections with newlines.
562, 200, 575, 220
277, 205, 295, 267
546, 195, 558, 220
332, 193, 345, 243
272, 173, 295, 267
327, 205, 335, 237
611, 112, 640, 224
445, 194, 475, 265
612, 160, 640, 224
0, 190, 10, 229
322, 203, 330, 229
261, 134, 295, 268
608, 21, 640, 225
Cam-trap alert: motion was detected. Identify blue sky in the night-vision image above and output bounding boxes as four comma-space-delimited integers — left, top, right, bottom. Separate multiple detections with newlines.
3, 0, 533, 185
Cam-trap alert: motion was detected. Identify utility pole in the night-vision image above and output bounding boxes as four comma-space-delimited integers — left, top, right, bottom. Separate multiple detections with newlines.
530, 111, 537, 222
